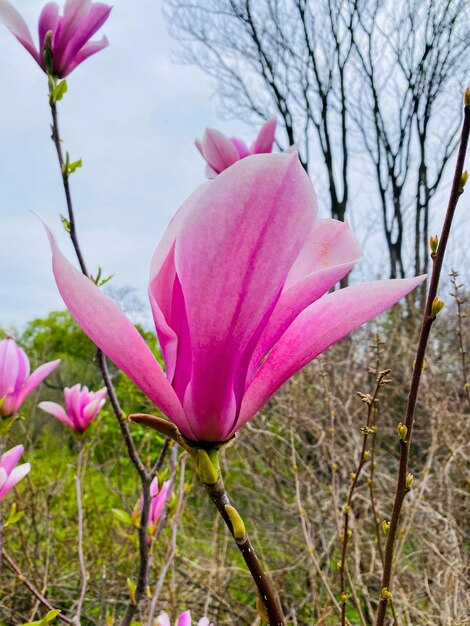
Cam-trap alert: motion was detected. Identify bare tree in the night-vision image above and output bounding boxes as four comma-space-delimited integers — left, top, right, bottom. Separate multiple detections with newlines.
352, 0, 468, 278
164, 0, 358, 225
164, 0, 469, 279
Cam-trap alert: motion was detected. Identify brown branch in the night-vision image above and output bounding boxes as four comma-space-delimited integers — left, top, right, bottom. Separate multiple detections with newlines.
375, 94, 469, 626
2, 548, 75, 625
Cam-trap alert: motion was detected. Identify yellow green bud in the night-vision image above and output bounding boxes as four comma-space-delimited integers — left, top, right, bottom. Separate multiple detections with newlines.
465, 87, 470, 107
127, 578, 137, 605
429, 235, 439, 254
459, 170, 468, 191
225, 504, 246, 541
196, 449, 219, 484
431, 296, 445, 318
405, 473, 414, 490
382, 520, 390, 536
343, 504, 351, 514
363, 450, 371, 462
341, 592, 349, 604
381, 587, 392, 602
397, 422, 408, 441
336, 560, 342, 571
350, 472, 357, 482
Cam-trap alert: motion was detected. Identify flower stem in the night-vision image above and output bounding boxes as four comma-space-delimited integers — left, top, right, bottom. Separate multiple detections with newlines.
203, 474, 286, 626
375, 95, 470, 626
75, 440, 87, 625
47, 86, 154, 625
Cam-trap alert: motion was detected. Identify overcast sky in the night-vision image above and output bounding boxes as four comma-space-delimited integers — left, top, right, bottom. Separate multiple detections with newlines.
0, 1, 468, 332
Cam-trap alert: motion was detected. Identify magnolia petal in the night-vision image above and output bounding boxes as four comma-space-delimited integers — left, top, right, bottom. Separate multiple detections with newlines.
175, 153, 316, 440
38, 401, 74, 429
41, 221, 193, 439
0, 444, 24, 474
0, 0, 39, 62
231, 137, 249, 158
61, 35, 109, 75
237, 276, 426, 433
0, 462, 31, 498
0, 468, 6, 491
38, 3, 60, 52
15, 359, 61, 413
176, 611, 192, 626
201, 128, 240, 174
156, 614, 171, 626
247, 219, 363, 378
252, 117, 277, 154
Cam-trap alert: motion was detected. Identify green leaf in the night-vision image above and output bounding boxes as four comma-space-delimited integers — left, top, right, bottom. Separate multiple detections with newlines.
4, 502, 24, 528
20, 610, 61, 626
112, 508, 132, 525
52, 79, 67, 102
127, 577, 137, 605
67, 158, 82, 174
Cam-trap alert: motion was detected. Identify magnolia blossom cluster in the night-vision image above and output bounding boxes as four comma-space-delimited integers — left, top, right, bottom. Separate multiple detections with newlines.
147, 476, 172, 537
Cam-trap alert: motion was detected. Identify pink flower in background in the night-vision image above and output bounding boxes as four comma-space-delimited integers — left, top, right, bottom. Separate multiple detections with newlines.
0, 444, 31, 500
196, 117, 277, 178
44, 153, 425, 443
0, 0, 112, 78
38, 383, 106, 433
157, 611, 213, 626
146, 476, 172, 535
0, 338, 60, 417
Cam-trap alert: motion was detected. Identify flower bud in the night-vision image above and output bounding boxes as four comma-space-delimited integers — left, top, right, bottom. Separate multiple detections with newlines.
397, 422, 408, 441
341, 592, 349, 604
429, 235, 439, 254
363, 450, 371, 462
225, 504, 246, 541
381, 587, 392, 602
382, 520, 390, 536
459, 170, 468, 192
431, 296, 445, 318
343, 504, 351, 514
405, 473, 414, 490
464, 87, 470, 108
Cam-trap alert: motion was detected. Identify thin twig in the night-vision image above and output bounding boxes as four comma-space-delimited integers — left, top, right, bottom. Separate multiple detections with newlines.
375, 94, 469, 626
2, 548, 75, 625
75, 440, 87, 625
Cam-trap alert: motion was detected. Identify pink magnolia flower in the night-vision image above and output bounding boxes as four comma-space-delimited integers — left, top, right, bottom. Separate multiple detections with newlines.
0, 444, 31, 500
0, 0, 112, 78
147, 476, 172, 535
157, 611, 213, 626
0, 338, 60, 418
38, 383, 106, 433
43, 153, 425, 443
196, 117, 276, 178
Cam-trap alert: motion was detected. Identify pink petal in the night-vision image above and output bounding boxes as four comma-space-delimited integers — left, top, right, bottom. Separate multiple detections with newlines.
247, 219, 363, 378
201, 128, 240, 174
150, 479, 171, 523
177, 611, 191, 626
0, 444, 24, 474
15, 359, 61, 413
230, 137, 249, 158
197, 619, 211, 626
175, 153, 316, 441
38, 401, 74, 429
38, 3, 60, 51
149, 475, 159, 497
0, 462, 31, 498
41, 221, 192, 438
59, 0, 111, 76
0, 339, 29, 401
0, 468, 6, 491
156, 614, 171, 626
0, 0, 40, 63
237, 275, 426, 434
252, 117, 277, 154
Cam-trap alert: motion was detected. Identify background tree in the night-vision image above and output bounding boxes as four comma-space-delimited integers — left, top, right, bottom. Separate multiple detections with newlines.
164, 0, 469, 279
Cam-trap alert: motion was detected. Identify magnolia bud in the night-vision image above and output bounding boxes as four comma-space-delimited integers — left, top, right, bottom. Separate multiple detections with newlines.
459, 170, 468, 192
381, 587, 392, 602
405, 473, 414, 490
431, 296, 445, 318
397, 422, 408, 441
429, 235, 439, 254
382, 520, 390, 536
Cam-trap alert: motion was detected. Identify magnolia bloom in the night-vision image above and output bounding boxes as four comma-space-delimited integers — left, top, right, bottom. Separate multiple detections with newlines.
0, 0, 112, 78
146, 476, 172, 535
44, 153, 425, 443
0, 445, 31, 500
157, 611, 212, 626
38, 383, 106, 433
0, 338, 60, 417
196, 117, 276, 178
